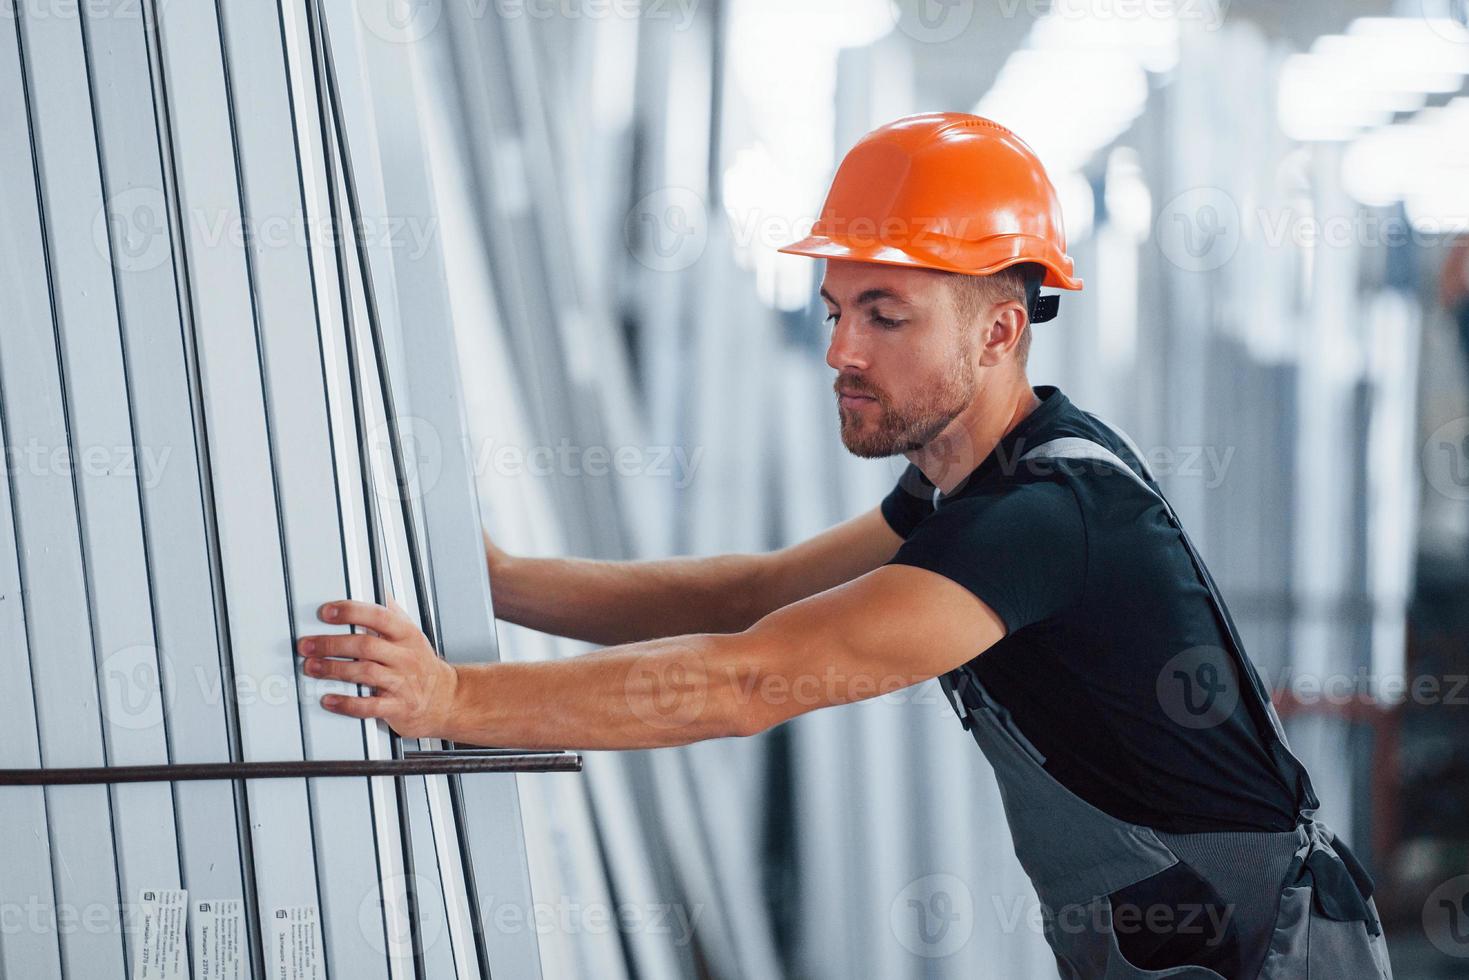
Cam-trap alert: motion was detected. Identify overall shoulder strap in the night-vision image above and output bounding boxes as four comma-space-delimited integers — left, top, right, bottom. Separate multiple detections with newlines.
1023, 420, 1320, 816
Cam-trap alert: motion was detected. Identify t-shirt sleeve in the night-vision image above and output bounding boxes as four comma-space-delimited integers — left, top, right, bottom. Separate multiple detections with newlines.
886, 481, 1087, 633
879, 463, 936, 539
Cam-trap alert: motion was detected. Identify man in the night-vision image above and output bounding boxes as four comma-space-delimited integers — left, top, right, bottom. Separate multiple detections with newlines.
299, 113, 1391, 978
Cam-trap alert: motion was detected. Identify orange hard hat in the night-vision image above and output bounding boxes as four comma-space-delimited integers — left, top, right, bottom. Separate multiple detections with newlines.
778, 112, 1082, 320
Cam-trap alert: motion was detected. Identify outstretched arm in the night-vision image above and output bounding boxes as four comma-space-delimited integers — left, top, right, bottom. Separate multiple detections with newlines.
296, 561, 1006, 750
486, 505, 903, 646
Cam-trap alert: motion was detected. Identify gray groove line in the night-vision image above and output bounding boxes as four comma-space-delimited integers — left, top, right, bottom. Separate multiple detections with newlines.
125, 0, 251, 934
316, 56, 432, 978
312, 20, 476, 970
314, 55, 425, 978
441, 8, 682, 976
314, 6, 542, 972
80, 12, 191, 948
62, 0, 187, 954
153, 0, 325, 960
141, 0, 267, 967
287, 4, 395, 866
273, 0, 406, 969
214, 0, 396, 972
342, 269, 432, 980
309, 115, 417, 974
0, 9, 67, 977
0, 147, 64, 978
7, 5, 129, 976
347, 309, 429, 978
309, 8, 489, 973
362, 356, 472, 979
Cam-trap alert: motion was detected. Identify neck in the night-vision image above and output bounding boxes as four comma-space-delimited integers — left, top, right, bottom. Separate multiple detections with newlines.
907, 374, 1040, 495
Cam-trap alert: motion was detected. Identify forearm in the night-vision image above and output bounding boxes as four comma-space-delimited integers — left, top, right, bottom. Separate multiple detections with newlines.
490, 551, 768, 645
443, 632, 754, 749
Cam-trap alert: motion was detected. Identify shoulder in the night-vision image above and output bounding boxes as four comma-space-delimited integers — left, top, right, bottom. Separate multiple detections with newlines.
943, 474, 1085, 524
910, 476, 1088, 564
892, 476, 1089, 633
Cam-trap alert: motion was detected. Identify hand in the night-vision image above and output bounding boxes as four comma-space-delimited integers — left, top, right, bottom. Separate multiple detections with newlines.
297, 598, 460, 740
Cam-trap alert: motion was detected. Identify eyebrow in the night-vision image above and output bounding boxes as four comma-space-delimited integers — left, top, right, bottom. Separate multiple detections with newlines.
819, 287, 912, 307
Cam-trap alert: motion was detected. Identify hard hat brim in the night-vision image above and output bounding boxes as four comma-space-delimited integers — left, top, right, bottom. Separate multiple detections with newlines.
777, 233, 1084, 291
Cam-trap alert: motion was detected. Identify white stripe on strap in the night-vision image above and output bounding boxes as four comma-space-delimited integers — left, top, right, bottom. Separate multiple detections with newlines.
1019, 437, 1157, 499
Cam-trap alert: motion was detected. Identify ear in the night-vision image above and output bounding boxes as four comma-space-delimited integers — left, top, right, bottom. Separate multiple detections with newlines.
978, 301, 1028, 366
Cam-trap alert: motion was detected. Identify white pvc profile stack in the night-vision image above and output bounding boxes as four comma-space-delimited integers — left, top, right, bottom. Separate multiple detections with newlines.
0, 0, 557, 975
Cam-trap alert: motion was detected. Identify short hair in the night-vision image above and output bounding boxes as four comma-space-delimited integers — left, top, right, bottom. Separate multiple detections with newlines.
945, 263, 1044, 368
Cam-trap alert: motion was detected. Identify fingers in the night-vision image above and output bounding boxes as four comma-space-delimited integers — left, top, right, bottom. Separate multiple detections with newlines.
317, 599, 413, 641
303, 656, 392, 691
320, 693, 393, 721
297, 632, 400, 665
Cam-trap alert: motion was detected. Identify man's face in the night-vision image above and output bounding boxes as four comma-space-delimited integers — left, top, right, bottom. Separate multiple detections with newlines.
821, 259, 978, 458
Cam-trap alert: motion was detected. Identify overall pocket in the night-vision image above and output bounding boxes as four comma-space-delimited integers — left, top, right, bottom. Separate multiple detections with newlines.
1105, 861, 1239, 978
1258, 884, 1393, 979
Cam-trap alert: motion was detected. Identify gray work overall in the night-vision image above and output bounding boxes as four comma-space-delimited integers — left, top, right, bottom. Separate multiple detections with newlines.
937, 422, 1394, 979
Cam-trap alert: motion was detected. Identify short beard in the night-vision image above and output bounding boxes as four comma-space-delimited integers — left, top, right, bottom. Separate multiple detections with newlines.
836, 353, 975, 459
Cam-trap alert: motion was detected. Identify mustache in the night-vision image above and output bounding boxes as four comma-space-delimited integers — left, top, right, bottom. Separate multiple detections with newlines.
833, 374, 886, 402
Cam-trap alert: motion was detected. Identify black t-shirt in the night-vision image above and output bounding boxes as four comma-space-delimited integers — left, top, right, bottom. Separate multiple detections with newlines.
881, 384, 1299, 833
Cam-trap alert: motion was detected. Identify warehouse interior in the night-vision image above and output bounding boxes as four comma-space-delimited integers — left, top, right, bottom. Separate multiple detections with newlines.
2, 0, 1469, 976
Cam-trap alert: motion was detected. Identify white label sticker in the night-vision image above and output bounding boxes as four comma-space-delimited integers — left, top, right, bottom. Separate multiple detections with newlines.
192, 899, 245, 980
132, 889, 187, 980
270, 905, 325, 980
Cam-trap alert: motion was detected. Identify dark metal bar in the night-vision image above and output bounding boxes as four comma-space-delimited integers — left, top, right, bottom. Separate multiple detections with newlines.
402, 747, 556, 757
0, 752, 582, 787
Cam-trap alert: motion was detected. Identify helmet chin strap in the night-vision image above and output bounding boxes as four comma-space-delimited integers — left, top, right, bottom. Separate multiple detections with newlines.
1022, 265, 1060, 324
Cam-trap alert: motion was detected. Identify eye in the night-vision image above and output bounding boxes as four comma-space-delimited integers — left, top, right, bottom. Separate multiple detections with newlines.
872, 313, 903, 329
824, 311, 839, 325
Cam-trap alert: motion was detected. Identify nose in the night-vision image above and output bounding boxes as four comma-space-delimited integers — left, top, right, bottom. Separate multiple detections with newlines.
825, 314, 869, 374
